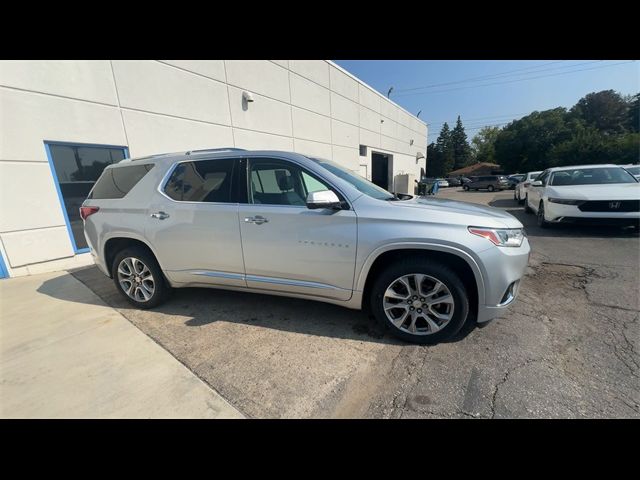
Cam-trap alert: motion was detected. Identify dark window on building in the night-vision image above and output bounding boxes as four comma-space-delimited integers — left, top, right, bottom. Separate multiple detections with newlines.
359, 145, 367, 157
164, 159, 236, 203
89, 164, 154, 199
47, 143, 128, 251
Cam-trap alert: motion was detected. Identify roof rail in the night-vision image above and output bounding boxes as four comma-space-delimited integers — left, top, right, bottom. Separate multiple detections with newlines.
186, 147, 247, 155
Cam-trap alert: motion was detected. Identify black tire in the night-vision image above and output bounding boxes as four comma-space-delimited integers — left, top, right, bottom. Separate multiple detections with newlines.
487, 185, 495, 192
463, 185, 469, 191
369, 258, 469, 344
111, 246, 170, 309
537, 201, 550, 228
524, 194, 533, 213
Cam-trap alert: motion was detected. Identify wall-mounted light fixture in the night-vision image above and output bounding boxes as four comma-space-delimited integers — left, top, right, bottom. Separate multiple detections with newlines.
410, 139, 414, 146
416, 151, 425, 164
242, 91, 254, 103
380, 119, 385, 123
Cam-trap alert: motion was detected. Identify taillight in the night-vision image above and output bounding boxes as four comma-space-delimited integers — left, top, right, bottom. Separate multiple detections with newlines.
80, 206, 99, 220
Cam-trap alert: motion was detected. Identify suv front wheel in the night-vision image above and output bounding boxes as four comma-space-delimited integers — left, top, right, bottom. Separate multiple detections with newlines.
111, 246, 170, 308
370, 258, 469, 344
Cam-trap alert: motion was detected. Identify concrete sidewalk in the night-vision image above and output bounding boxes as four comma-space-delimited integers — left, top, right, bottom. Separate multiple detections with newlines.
0, 271, 243, 418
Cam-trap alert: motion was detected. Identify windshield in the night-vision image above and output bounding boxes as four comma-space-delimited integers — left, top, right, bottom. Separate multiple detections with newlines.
528, 171, 542, 180
549, 167, 638, 186
309, 157, 395, 200
625, 166, 640, 175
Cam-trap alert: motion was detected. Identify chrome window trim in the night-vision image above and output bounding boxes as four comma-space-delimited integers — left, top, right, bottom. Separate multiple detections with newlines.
156, 154, 352, 209
157, 156, 240, 205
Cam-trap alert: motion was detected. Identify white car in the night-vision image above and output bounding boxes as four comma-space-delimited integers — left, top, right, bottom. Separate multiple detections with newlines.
514, 171, 542, 204
622, 164, 640, 180
436, 178, 449, 188
525, 164, 640, 228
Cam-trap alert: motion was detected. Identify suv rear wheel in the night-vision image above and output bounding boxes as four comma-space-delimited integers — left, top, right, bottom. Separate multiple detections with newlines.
370, 258, 469, 344
111, 246, 170, 308
487, 185, 495, 192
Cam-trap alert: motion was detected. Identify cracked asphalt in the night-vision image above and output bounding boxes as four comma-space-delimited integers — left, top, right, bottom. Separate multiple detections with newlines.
68, 188, 639, 418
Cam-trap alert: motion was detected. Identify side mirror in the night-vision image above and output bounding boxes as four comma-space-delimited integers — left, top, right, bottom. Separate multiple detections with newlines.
306, 190, 342, 210
531, 180, 543, 187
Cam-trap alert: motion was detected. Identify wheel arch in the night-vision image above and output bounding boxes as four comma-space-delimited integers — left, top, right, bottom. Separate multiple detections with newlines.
102, 235, 162, 279
358, 243, 485, 318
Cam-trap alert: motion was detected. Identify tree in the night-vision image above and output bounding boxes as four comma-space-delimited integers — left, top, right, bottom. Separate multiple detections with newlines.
494, 108, 574, 172
471, 126, 501, 164
451, 116, 472, 169
425, 123, 454, 177
425, 142, 439, 177
570, 90, 629, 134
628, 93, 639, 133
435, 122, 454, 176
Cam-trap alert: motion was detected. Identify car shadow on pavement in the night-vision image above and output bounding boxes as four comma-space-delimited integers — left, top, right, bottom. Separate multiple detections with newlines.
488, 197, 640, 239
38, 266, 480, 345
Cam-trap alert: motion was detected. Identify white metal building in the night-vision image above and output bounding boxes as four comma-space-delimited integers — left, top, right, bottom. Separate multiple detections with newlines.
0, 60, 427, 278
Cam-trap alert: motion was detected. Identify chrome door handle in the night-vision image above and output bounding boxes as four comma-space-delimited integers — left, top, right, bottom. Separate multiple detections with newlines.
244, 215, 268, 225
151, 211, 170, 220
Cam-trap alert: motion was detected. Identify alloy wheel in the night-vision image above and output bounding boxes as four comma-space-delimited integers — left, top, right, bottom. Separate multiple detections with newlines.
117, 257, 155, 302
383, 273, 455, 335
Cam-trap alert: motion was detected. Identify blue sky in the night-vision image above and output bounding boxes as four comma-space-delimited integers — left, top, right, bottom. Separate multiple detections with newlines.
333, 60, 639, 144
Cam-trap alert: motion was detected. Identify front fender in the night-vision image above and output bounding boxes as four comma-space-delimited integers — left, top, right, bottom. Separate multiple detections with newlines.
354, 242, 487, 305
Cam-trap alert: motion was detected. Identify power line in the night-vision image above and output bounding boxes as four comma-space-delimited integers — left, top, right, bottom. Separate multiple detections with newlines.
428, 115, 527, 129
396, 60, 636, 98
394, 61, 597, 94
427, 111, 531, 126
394, 61, 567, 92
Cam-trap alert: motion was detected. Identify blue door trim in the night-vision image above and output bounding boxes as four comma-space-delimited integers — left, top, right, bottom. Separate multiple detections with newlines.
0, 249, 8, 279
44, 141, 130, 255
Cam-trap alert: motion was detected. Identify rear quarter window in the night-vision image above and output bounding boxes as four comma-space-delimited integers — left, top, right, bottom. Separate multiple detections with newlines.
88, 164, 154, 199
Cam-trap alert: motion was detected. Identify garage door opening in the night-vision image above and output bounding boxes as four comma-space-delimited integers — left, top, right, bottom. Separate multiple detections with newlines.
371, 152, 391, 190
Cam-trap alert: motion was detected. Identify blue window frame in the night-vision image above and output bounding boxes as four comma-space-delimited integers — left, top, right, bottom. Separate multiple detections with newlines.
44, 141, 129, 253
0, 249, 8, 279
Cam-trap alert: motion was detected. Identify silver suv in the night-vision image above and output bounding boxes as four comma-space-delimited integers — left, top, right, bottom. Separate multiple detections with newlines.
81, 148, 530, 344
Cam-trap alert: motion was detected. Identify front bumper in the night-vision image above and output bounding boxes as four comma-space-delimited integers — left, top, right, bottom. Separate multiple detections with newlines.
545, 202, 640, 225
475, 238, 530, 323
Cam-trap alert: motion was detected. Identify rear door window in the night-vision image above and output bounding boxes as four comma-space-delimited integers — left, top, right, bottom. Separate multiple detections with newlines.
164, 159, 237, 203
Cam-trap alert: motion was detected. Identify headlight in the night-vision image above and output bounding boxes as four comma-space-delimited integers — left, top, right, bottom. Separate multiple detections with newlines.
468, 227, 525, 247
548, 198, 584, 205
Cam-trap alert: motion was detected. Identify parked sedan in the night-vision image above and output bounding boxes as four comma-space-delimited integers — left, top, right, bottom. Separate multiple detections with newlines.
507, 174, 525, 190
525, 164, 640, 228
436, 178, 450, 188
515, 171, 542, 204
622, 164, 640, 180
445, 177, 462, 187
